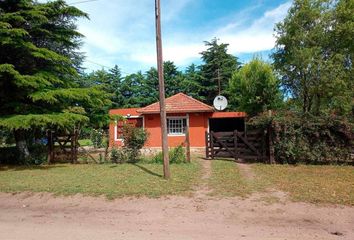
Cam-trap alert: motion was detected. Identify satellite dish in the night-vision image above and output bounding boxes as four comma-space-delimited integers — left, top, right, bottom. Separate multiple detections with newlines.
213, 95, 228, 111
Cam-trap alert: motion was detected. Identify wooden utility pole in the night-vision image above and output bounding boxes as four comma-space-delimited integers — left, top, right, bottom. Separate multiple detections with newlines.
155, 0, 170, 179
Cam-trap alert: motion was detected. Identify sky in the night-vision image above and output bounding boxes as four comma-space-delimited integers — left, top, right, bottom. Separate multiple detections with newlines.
53, 0, 292, 74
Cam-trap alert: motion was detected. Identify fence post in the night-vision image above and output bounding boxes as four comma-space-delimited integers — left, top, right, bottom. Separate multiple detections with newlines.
210, 131, 214, 159
205, 131, 209, 159
233, 130, 238, 161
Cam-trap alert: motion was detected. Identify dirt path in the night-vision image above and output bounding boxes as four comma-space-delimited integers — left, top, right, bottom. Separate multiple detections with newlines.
193, 158, 212, 198
236, 162, 256, 180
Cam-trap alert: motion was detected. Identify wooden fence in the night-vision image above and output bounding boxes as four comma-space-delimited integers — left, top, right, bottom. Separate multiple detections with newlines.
47, 130, 79, 164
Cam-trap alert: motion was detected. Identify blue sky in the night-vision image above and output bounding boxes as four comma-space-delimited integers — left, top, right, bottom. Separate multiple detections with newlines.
56, 0, 292, 74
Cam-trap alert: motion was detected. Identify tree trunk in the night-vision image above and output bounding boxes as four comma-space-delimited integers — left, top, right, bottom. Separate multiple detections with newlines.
14, 129, 30, 161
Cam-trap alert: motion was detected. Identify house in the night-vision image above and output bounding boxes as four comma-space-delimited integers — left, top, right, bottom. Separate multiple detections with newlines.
109, 93, 246, 150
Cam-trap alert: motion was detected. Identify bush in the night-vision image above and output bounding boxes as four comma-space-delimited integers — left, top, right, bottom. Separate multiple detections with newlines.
0, 144, 47, 165
249, 111, 354, 164
152, 145, 187, 164
109, 125, 148, 164
122, 125, 148, 150
90, 129, 105, 148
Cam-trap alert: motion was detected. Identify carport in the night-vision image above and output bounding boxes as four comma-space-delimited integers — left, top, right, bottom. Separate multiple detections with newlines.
209, 112, 246, 133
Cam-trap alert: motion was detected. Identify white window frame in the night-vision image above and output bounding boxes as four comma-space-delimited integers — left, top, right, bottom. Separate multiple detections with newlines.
167, 116, 188, 136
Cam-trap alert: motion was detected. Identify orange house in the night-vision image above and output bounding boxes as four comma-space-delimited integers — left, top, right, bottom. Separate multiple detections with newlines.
109, 93, 246, 150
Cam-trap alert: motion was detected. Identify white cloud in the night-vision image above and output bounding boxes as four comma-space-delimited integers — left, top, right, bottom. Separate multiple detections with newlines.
219, 2, 292, 53
66, 0, 292, 71
130, 1, 292, 67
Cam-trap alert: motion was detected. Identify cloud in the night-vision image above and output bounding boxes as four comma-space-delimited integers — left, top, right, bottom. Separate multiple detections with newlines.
64, 0, 292, 72
219, 2, 292, 53
130, 1, 291, 67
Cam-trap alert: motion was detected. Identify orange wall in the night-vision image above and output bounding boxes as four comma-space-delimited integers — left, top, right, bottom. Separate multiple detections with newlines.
110, 112, 210, 148
144, 112, 210, 147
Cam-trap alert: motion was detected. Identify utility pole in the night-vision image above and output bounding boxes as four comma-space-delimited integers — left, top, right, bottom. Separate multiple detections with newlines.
155, 0, 170, 179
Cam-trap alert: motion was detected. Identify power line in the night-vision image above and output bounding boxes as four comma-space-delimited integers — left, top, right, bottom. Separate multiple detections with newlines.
84, 59, 131, 75
69, 0, 99, 5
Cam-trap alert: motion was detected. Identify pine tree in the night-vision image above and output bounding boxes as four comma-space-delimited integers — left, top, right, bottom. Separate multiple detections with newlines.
199, 38, 240, 104
0, 0, 108, 160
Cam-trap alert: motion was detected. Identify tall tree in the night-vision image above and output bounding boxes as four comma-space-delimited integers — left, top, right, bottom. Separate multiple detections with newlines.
0, 0, 108, 159
199, 38, 240, 104
273, 0, 353, 115
229, 58, 283, 116
180, 63, 204, 100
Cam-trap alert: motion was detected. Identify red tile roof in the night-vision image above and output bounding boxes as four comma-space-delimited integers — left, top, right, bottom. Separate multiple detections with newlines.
211, 112, 246, 118
109, 108, 141, 117
137, 93, 214, 114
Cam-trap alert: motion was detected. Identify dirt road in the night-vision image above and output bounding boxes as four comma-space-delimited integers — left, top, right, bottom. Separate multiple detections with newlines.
0, 191, 353, 240
1, 160, 353, 239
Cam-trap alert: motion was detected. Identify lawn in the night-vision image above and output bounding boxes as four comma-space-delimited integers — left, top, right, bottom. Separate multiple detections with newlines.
252, 164, 354, 205
207, 159, 354, 205
0, 162, 200, 199
78, 139, 93, 146
209, 160, 252, 197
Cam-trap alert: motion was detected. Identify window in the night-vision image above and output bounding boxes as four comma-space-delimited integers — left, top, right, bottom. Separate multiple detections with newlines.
167, 118, 187, 135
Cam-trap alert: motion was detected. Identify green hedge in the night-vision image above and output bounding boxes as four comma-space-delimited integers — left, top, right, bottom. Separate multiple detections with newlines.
249, 111, 353, 164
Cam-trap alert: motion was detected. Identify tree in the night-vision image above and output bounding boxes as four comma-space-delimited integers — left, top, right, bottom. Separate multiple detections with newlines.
199, 38, 240, 104
229, 58, 283, 116
180, 64, 204, 101
0, 0, 108, 160
273, 0, 353, 116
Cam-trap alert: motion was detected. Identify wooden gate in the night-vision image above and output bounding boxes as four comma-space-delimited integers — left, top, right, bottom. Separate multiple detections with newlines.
47, 130, 79, 164
205, 129, 269, 162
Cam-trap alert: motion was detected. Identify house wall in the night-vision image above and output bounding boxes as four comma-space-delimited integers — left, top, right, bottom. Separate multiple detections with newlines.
109, 112, 210, 148
144, 112, 210, 148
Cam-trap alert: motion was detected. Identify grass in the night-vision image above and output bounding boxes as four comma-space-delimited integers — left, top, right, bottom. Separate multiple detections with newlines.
78, 139, 93, 146
208, 160, 252, 197
207, 159, 354, 205
0, 162, 200, 199
252, 164, 354, 205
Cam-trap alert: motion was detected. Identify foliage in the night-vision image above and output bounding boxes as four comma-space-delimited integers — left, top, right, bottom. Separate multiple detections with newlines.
0, 0, 109, 160
229, 58, 283, 116
0, 129, 14, 146
152, 145, 187, 164
199, 38, 241, 104
122, 124, 148, 151
0, 144, 47, 165
90, 129, 105, 148
249, 110, 353, 164
110, 147, 137, 164
273, 0, 353, 116
109, 125, 148, 163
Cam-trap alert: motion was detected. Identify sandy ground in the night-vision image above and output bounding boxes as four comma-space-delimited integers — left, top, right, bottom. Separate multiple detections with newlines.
0, 160, 353, 240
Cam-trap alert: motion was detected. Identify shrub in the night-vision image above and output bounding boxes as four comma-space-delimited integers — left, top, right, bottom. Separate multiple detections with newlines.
152, 145, 187, 164
90, 129, 105, 148
0, 144, 47, 165
109, 125, 148, 164
122, 125, 148, 150
249, 111, 354, 164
